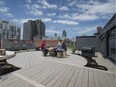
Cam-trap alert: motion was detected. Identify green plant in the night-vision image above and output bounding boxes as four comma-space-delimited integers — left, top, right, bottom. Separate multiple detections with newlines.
72, 48, 77, 54
67, 43, 75, 50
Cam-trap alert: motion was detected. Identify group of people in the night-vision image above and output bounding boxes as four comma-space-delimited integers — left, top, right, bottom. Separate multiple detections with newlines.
40, 39, 67, 57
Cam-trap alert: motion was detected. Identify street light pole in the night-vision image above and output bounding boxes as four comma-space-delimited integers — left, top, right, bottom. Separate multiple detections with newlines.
1, 28, 2, 49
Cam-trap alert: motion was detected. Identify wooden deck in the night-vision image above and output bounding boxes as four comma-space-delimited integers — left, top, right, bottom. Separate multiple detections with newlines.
0, 51, 115, 87
7, 51, 87, 68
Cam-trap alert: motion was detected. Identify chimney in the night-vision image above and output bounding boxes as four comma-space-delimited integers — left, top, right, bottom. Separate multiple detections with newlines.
97, 26, 102, 34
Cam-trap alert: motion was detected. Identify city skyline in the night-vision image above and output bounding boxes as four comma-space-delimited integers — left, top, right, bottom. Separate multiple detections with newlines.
0, 0, 115, 38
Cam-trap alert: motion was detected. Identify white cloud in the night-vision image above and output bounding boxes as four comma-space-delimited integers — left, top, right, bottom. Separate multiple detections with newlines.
0, 7, 9, 13
31, 4, 40, 9
30, 9, 43, 16
47, 13, 56, 16
58, 0, 115, 21
0, 1, 13, 17
68, 1, 77, 6
77, 26, 97, 35
59, 6, 69, 11
0, 1, 5, 5
12, 18, 52, 24
75, 0, 115, 20
12, 18, 37, 24
46, 30, 61, 34
58, 13, 98, 21
86, 3, 115, 15
71, 14, 98, 21
4, 13, 13, 17
37, 0, 57, 9
77, 1, 115, 15
58, 14, 71, 19
42, 18, 52, 22
25, 4, 30, 9
25, 0, 31, 3
53, 20, 79, 25
25, 4, 43, 16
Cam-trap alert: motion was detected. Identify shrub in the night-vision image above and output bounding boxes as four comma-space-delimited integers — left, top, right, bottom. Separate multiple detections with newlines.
72, 48, 77, 54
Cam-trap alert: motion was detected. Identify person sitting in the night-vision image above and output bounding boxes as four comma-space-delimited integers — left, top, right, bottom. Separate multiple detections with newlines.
40, 41, 48, 56
48, 47, 57, 57
56, 40, 64, 52
56, 40, 64, 58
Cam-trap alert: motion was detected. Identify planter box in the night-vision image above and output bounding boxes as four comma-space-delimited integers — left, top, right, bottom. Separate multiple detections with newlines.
0, 49, 6, 55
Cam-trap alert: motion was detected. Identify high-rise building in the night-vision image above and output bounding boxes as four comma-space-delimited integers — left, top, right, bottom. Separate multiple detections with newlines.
23, 19, 45, 40
54, 33, 57, 37
0, 19, 21, 40
62, 30, 67, 38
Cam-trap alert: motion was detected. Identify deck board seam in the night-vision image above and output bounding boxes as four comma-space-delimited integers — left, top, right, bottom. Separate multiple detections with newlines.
13, 72, 46, 87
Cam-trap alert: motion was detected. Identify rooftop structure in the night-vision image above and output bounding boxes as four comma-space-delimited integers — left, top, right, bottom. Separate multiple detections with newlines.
76, 14, 116, 62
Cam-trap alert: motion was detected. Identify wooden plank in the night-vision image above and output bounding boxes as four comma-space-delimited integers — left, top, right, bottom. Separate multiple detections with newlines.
25, 84, 36, 87
109, 73, 115, 87
93, 70, 102, 87
52, 65, 73, 87
18, 61, 51, 76
68, 67, 80, 87
15, 53, 26, 67
22, 61, 54, 78
22, 55, 29, 68
13, 72, 45, 87
75, 68, 85, 87
97, 71, 109, 87
17, 60, 48, 74
60, 66, 77, 87
39, 63, 65, 83
16, 54, 28, 68
7, 78, 29, 87
0, 75, 31, 87
38, 63, 63, 82
81, 68, 89, 87
88, 69, 95, 87
46, 65, 69, 87
23, 53, 31, 68
30, 62, 59, 81
0, 75, 16, 85
103, 72, 115, 87
42, 64, 66, 86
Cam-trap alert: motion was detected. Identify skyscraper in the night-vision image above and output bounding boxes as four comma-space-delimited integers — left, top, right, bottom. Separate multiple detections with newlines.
54, 33, 57, 37
23, 19, 45, 40
62, 30, 67, 38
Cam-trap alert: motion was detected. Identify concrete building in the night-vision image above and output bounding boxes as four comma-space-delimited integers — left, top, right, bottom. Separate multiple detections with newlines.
0, 19, 21, 40
99, 14, 116, 61
76, 14, 116, 61
23, 19, 45, 40
62, 30, 67, 38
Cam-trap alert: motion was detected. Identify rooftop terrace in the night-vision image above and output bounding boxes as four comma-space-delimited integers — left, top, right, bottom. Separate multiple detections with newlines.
0, 50, 116, 87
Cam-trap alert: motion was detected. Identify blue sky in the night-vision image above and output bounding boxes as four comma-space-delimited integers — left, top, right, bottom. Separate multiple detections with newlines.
0, 0, 115, 38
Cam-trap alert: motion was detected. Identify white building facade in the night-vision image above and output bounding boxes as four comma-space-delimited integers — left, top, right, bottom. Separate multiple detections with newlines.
0, 19, 21, 40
